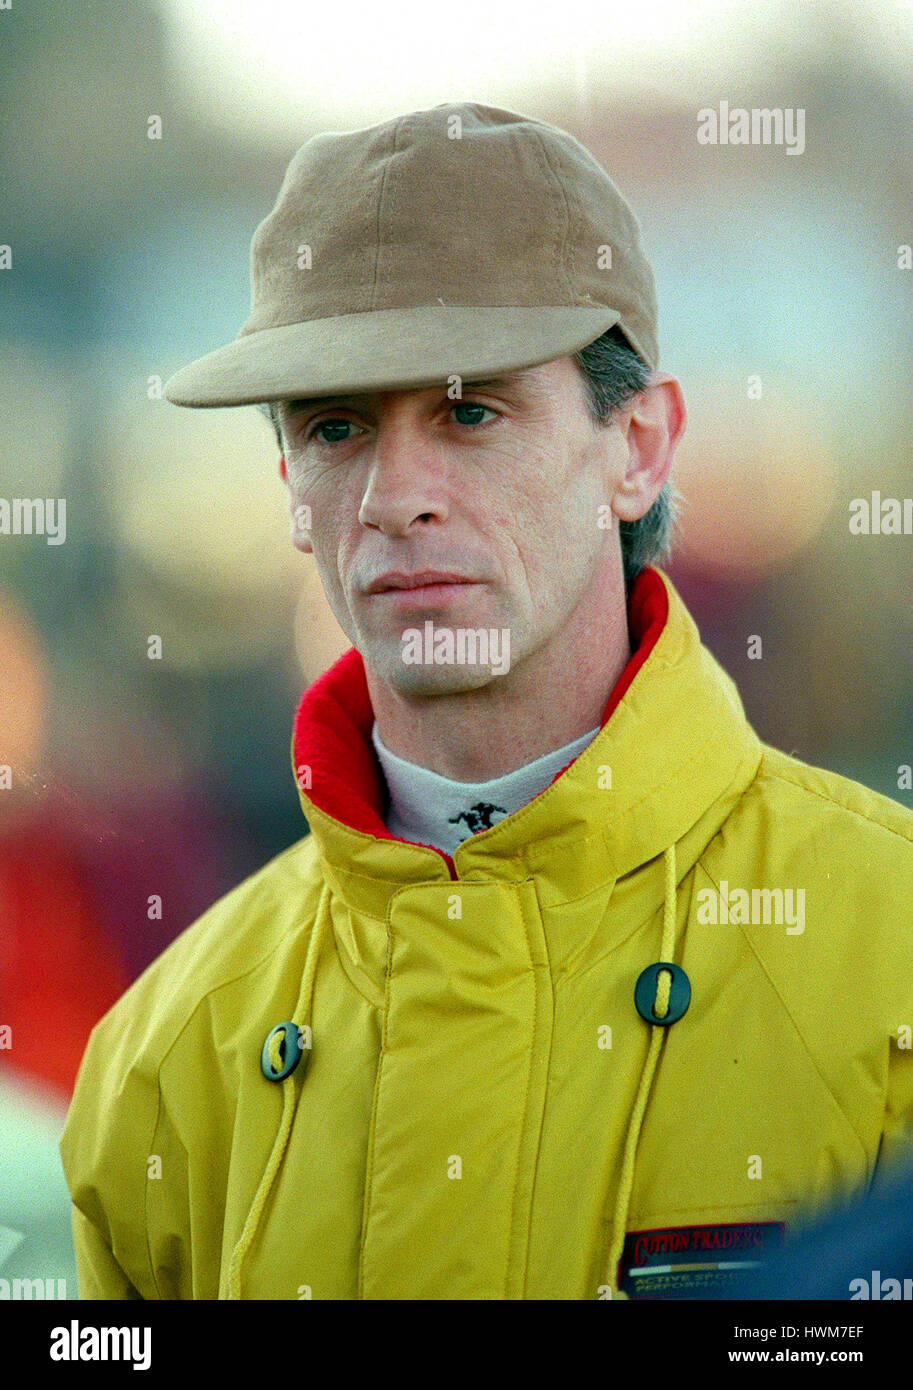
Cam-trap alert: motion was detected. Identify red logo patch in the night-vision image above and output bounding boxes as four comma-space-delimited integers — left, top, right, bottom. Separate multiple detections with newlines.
619, 1221, 786, 1299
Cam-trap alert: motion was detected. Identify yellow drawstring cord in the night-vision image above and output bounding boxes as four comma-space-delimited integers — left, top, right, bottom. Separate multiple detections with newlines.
225, 908, 327, 1300
603, 841, 678, 1299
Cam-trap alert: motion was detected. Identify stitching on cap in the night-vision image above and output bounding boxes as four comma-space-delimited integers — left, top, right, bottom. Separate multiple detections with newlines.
369, 117, 404, 312
528, 127, 577, 304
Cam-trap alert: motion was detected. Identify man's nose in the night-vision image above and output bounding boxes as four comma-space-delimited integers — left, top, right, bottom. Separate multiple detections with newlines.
357, 418, 449, 534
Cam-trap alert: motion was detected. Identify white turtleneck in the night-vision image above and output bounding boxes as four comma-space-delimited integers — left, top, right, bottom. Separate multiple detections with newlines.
371, 720, 601, 855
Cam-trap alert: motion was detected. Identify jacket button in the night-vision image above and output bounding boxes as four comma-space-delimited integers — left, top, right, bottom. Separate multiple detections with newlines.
634, 962, 691, 1026
260, 1021, 306, 1081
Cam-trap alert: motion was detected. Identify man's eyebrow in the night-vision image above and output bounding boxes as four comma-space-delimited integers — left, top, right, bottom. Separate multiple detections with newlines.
280, 371, 539, 415
281, 394, 360, 415
459, 370, 541, 394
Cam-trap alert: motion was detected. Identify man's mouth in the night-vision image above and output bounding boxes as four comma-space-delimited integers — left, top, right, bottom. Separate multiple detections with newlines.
365, 570, 480, 595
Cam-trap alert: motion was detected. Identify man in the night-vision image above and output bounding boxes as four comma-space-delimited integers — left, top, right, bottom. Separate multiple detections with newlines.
59, 101, 913, 1301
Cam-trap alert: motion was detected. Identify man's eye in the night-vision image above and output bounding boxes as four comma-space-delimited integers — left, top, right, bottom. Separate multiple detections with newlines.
450, 402, 496, 427
308, 418, 359, 444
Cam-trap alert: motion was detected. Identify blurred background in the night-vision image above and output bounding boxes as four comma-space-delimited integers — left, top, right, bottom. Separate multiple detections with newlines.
0, 0, 911, 1296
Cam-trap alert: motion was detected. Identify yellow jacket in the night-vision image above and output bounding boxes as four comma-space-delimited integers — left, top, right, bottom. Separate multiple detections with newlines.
59, 567, 913, 1299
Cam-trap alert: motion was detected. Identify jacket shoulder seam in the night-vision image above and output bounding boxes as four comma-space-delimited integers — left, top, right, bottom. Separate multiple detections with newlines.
756, 754, 913, 847
150, 908, 317, 1069
127, 857, 319, 1066
693, 857, 871, 1167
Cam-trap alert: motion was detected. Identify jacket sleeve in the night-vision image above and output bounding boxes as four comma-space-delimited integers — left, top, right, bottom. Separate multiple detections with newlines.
59, 1003, 163, 1301
71, 1204, 144, 1300
872, 1027, 913, 1196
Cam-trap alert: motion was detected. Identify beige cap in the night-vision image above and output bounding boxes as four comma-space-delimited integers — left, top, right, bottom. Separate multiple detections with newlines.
163, 101, 658, 408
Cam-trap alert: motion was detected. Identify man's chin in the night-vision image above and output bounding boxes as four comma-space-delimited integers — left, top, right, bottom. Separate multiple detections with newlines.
359, 635, 513, 696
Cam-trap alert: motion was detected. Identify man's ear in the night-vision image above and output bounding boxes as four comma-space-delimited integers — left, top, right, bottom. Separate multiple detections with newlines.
612, 376, 686, 524
279, 454, 288, 484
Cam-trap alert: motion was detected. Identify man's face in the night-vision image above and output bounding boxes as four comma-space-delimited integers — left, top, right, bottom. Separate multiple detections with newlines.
278, 355, 636, 695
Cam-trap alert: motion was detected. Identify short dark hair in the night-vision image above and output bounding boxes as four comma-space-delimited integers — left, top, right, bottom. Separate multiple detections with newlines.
572, 323, 679, 585
258, 323, 677, 585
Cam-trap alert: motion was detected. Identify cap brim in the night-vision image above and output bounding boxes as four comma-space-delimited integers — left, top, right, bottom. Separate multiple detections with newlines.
162, 305, 623, 407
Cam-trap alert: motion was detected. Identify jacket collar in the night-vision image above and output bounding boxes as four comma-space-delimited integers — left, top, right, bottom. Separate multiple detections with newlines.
291, 566, 762, 924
